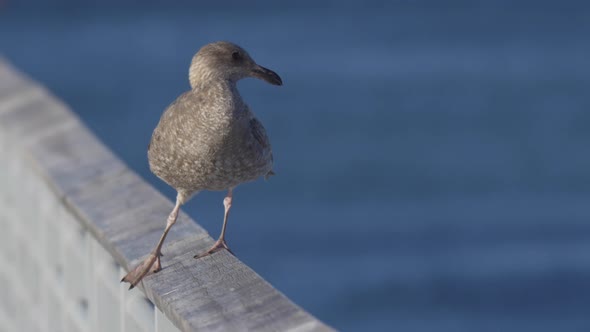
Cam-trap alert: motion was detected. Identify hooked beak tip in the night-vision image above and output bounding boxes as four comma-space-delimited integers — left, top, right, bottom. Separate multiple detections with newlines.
252, 65, 283, 86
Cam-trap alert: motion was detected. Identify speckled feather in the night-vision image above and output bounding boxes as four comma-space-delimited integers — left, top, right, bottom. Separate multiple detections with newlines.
147, 42, 275, 201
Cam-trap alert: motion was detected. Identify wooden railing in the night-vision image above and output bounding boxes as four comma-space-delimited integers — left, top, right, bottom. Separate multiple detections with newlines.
0, 58, 332, 332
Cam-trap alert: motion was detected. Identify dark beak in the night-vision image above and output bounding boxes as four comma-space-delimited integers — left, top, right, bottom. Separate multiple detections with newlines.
251, 65, 283, 86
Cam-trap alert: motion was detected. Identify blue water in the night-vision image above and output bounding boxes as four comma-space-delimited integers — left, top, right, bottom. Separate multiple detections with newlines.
2, 2, 590, 331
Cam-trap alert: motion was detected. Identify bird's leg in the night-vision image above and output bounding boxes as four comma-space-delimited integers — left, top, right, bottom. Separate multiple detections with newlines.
121, 196, 182, 290
195, 188, 234, 258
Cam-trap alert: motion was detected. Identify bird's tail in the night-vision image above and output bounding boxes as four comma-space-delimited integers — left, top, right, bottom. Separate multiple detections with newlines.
264, 170, 275, 181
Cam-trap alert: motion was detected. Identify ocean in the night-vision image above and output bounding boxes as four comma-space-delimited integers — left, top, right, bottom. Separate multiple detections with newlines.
2, 2, 590, 330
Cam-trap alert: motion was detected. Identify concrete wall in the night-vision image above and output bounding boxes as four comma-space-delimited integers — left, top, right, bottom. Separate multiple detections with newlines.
0, 59, 331, 332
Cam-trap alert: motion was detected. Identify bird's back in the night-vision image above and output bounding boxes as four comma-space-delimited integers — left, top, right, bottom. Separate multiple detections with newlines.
148, 87, 273, 195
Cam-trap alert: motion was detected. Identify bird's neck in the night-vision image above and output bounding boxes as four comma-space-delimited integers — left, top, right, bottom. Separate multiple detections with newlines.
189, 65, 239, 93
192, 78, 246, 115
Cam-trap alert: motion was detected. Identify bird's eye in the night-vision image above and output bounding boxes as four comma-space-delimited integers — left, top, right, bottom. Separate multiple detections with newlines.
231, 51, 241, 61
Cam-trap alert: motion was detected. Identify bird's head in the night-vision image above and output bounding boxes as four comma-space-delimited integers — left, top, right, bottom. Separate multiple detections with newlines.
189, 41, 283, 89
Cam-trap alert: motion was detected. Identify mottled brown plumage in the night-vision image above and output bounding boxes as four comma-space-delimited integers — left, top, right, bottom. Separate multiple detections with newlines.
122, 41, 282, 289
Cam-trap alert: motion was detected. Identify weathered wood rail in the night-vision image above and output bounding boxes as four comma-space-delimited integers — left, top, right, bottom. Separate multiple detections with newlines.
0, 58, 332, 332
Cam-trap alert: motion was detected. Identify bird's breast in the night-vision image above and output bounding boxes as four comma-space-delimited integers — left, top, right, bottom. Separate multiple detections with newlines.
148, 112, 272, 192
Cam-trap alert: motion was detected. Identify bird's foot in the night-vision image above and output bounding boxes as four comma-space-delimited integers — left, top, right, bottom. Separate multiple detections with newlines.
121, 251, 162, 290
194, 239, 234, 259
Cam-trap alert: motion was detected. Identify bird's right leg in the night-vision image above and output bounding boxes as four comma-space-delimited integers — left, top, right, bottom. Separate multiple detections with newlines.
194, 188, 234, 258
121, 195, 182, 290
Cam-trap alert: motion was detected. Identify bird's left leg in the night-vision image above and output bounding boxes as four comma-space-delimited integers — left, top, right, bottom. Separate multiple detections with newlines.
194, 188, 234, 258
121, 194, 182, 289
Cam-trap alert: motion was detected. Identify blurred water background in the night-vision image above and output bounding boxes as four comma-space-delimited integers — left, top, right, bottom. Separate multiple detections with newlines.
2, 1, 590, 331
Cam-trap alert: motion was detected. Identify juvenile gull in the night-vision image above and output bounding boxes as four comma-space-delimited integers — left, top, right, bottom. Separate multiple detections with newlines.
122, 41, 282, 289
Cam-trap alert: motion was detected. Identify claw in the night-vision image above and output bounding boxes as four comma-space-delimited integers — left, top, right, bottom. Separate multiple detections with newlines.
194, 239, 234, 259
121, 252, 160, 290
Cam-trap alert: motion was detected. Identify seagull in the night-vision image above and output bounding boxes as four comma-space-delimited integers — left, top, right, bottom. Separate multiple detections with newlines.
122, 41, 282, 289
